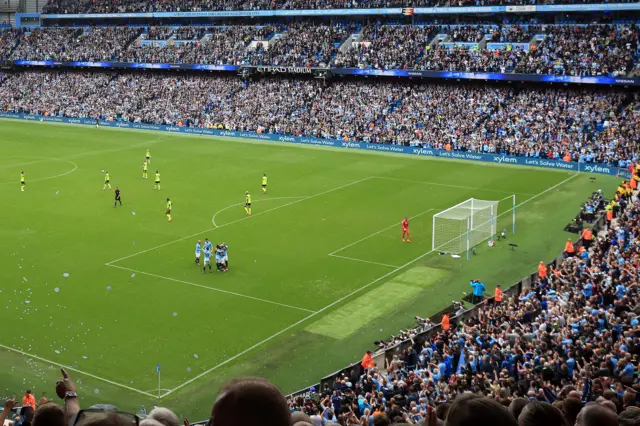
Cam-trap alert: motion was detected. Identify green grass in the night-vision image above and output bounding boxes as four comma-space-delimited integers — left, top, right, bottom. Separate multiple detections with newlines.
0, 120, 620, 418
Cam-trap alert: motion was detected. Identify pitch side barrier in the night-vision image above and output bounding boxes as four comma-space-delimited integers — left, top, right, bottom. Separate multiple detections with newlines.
0, 112, 631, 179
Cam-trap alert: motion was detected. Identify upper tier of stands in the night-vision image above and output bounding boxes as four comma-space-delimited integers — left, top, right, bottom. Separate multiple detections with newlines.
38, 0, 640, 13
1, 23, 639, 77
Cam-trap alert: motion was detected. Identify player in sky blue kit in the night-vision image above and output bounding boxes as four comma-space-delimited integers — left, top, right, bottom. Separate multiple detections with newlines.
221, 243, 229, 271
215, 244, 225, 272
195, 240, 202, 265
202, 246, 212, 274
204, 238, 213, 252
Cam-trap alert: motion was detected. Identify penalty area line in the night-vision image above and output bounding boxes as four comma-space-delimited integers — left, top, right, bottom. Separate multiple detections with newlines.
106, 264, 317, 314
211, 196, 309, 228
0, 342, 159, 399
328, 254, 400, 268
329, 208, 437, 256
159, 172, 579, 399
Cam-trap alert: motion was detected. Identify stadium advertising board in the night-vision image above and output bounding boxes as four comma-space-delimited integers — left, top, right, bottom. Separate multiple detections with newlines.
0, 112, 630, 179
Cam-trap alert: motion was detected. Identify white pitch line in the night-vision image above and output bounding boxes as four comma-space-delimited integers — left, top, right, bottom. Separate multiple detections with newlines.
107, 264, 317, 314
159, 172, 579, 399
373, 176, 536, 196
106, 176, 375, 265
329, 208, 436, 256
212, 196, 309, 228
0, 342, 159, 398
328, 254, 400, 268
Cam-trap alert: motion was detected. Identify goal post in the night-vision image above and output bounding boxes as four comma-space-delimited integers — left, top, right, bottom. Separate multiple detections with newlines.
432, 197, 516, 258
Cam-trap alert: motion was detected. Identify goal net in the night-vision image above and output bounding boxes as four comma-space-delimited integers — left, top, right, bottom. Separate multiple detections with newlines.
432, 198, 502, 255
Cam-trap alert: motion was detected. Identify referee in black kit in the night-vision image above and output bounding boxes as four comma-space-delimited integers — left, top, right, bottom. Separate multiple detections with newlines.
114, 186, 122, 207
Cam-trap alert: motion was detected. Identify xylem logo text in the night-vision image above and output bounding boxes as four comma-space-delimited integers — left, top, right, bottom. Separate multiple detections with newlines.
493, 156, 518, 164
583, 165, 611, 174
219, 131, 234, 137
278, 136, 296, 142
412, 148, 434, 156
341, 142, 360, 149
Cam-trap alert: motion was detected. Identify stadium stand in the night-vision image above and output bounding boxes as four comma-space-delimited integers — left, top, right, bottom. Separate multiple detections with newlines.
2, 2, 640, 425
38, 0, 640, 13
0, 71, 637, 167
1, 24, 638, 77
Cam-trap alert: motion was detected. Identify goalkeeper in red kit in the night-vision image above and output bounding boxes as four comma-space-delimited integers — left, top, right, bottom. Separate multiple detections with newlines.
402, 217, 411, 242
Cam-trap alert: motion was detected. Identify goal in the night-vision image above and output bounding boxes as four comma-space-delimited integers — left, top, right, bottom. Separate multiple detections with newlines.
432, 198, 512, 257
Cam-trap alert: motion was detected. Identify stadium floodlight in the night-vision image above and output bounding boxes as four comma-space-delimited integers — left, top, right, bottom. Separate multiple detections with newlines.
432, 198, 514, 260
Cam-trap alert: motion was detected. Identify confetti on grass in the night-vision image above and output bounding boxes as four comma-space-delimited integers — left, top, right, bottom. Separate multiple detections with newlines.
54, 288, 60, 293
194, 354, 199, 359
62, 273, 69, 278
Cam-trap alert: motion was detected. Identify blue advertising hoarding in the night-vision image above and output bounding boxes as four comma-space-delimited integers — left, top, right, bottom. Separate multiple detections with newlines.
0, 112, 630, 179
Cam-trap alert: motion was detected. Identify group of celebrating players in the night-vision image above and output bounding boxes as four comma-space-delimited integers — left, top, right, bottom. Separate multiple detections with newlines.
195, 238, 229, 273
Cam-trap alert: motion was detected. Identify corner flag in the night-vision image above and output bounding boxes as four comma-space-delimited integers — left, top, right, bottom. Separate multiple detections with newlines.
156, 364, 161, 373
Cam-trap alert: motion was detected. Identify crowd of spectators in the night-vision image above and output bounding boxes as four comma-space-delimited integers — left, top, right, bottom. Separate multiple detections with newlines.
332, 25, 440, 70
245, 23, 353, 67
515, 24, 639, 77
1, 24, 638, 77
40, 0, 640, 13
332, 23, 639, 76
0, 28, 19, 60
0, 70, 638, 167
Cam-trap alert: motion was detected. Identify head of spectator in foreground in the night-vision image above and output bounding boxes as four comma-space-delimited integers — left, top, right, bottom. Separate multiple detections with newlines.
576, 403, 618, 426
291, 411, 312, 426
436, 403, 451, 421
509, 398, 529, 421
518, 401, 567, 426
210, 377, 290, 426
75, 410, 137, 426
445, 394, 517, 426
144, 408, 179, 426
619, 406, 640, 426
33, 403, 65, 426
560, 398, 583, 426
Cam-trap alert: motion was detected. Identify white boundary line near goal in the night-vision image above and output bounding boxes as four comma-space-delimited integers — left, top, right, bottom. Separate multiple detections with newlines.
328, 254, 400, 269
0, 342, 159, 398
107, 263, 317, 314
372, 176, 537, 196
211, 196, 309, 228
158, 172, 579, 399
328, 208, 437, 256
327, 207, 436, 269
105, 176, 375, 265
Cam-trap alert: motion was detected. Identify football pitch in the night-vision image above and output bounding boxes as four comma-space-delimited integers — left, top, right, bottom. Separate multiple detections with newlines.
0, 120, 620, 417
